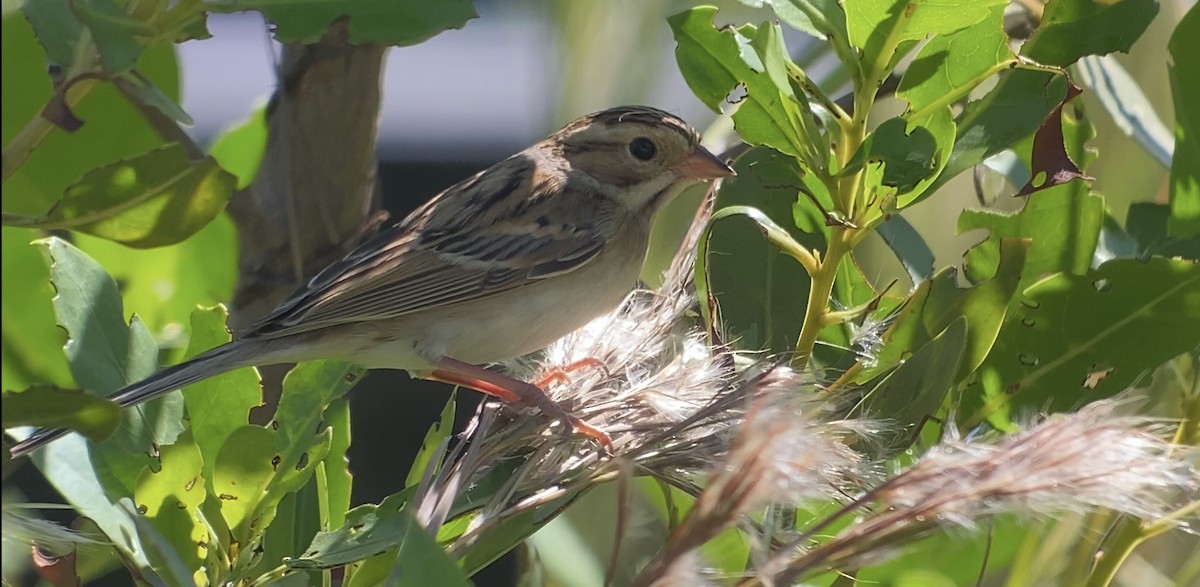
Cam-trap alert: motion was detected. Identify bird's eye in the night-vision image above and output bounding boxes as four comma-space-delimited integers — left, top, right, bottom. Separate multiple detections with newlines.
629, 137, 657, 161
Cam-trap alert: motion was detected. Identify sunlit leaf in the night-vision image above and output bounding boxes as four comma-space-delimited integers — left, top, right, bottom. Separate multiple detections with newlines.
37, 237, 183, 458
1, 386, 119, 441
179, 306, 260, 486
10, 144, 237, 248
970, 258, 1200, 428
1021, 0, 1159, 67
1168, 4, 1200, 237
208, 107, 268, 189
897, 5, 1011, 115
845, 0, 1002, 83
1, 228, 73, 393
405, 392, 456, 489
669, 9, 821, 162
2, 14, 179, 216
134, 431, 208, 580
959, 184, 1104, 295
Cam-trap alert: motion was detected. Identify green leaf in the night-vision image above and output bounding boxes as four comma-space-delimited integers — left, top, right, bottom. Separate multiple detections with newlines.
383, 513, 472, 587
930, 69, 1069, 194
322, 397, 353, 530
180, 306, 260, 487
857, 238, 1029, 384
1, 228, 73, 393
212, 426, 279, 553
1, 385, 120, 441
23, 238, 182, 576
212, 361, 362, 569
703, 148, 825, 354
219, 0, 477, 45
669, 9, 819, 162
897, 4, 1012, 115
970, 258, 1200, 427
134, 431, 208, 582
1021, 0, 1159, 67
288, 490, 416, 570
1125, 203, 1200, 260
1168, 4, 1200, 237
10, 144, 237, 248
856, 105, 956, 207
4, 12, 180, 215
208, 107, 268, 189
958, 184, 1104, 295
405, 391, 456, 489
72, 0, 145, 73
845, 0, 1002, 84
37, 237, 183, 456
273, 361, 364, 473
73, 212, 237, 339
856, 317, 966, 456
740, 0, 846, 41
20, 0, 83, 70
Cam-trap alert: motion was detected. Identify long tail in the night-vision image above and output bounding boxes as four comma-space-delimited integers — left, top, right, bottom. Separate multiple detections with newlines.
8, 341, 261, 459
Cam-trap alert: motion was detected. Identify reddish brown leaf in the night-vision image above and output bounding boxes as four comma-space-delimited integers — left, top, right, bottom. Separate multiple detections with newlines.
39, 73, 106, 133
1017, 81, 1093, 197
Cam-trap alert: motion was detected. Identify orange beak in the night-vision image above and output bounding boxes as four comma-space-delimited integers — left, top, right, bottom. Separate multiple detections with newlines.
674, 146, 735, 180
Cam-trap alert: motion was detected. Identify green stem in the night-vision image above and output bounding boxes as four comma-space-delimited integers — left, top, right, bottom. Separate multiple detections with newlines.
2, 112, 59, 183
791, 71, 873, 368
1084, 517, 1145, 587
792, 227, 851, 367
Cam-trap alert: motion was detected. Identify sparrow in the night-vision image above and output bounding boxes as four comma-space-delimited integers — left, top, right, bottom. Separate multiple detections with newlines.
9, 105, 733, 458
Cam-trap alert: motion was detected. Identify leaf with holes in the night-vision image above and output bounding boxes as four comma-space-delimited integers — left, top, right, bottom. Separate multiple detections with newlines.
405, 391, 456, 489
968, 257, 1200, 428
670, 9, 822, 163
288, 490, 415, 570
134, 431, 209, 581
959, 184, 1104, 296
180, 306, 260, 486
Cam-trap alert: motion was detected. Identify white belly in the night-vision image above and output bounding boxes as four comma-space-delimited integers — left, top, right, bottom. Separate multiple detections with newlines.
338, 231, 647, 373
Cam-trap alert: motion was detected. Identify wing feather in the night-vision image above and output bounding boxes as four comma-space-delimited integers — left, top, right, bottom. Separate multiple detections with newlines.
245, 153, 617, 339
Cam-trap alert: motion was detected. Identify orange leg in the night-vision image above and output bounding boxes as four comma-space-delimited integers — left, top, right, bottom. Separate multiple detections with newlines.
428, 357, 613, 452
534, 357, 610, 388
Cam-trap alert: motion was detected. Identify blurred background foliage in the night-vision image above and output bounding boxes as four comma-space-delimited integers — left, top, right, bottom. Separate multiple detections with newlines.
2, 0, 1197, 586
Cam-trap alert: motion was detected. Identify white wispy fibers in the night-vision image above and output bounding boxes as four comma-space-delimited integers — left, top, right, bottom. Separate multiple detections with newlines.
749, 400, 1199, 585
2, 504, 101, 557
631, 370, 873, 587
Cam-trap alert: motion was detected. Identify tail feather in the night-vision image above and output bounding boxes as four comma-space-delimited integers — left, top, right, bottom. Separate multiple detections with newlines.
8, 341, 257, 459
